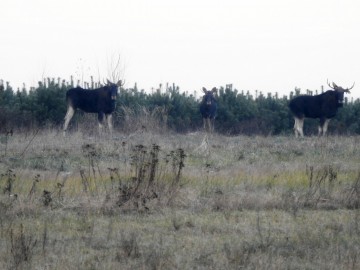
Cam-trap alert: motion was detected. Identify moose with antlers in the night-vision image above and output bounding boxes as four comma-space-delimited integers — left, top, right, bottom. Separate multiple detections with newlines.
289, 80, 354, 137
63, 80, 123, 136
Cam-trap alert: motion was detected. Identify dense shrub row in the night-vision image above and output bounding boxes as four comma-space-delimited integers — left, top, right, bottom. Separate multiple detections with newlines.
1, 78, 360, 135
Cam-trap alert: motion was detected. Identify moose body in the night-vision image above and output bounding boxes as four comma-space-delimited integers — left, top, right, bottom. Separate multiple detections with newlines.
289, 81, 353, 137
200, 87, 217, 133
63, 80, 122, 135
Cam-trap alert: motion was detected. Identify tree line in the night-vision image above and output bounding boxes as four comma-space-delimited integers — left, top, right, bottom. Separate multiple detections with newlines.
1, 77, 360, 135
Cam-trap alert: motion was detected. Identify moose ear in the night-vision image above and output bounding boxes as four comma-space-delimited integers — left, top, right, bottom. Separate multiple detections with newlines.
211, 87, 217, 93
202, 87, 207, 93
116, 80, 123, 87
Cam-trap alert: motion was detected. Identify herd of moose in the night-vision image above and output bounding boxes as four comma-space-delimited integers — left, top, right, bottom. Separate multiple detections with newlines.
61, 79, 354, 137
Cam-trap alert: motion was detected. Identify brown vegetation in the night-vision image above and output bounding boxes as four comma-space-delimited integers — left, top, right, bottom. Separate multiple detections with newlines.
0, 129, 359, 269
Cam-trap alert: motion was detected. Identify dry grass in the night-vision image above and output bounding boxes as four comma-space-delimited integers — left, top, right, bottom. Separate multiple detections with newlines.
0, 130, 360, 269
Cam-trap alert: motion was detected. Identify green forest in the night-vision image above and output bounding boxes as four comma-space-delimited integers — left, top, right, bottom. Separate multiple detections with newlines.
1, 77, 360, 135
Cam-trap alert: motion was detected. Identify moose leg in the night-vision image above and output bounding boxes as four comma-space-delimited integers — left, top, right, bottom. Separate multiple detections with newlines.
63, 106, 75, 136
322, 119, 330, 135
294, 117, 298, 138
318, 118, 330, 136
203, 118, 208, 132
298, 118, 304, 137
106, 114, 113, 135
205, 118, 211, 133
98, 112, 105, 134
210, 117, 215, 133
294, 117, 304, 137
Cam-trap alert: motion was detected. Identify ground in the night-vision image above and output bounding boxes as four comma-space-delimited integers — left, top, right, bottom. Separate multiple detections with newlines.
0, 130, 359, 269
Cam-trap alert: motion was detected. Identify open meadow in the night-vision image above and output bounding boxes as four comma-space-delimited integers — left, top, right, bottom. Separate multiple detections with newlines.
0, 130, 359, 269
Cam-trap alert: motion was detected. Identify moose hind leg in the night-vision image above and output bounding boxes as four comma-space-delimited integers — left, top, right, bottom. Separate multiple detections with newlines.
294, 117, 304, 137
298, 118, 304, 137
63, 106, 75, 136
293, 117, 298, 137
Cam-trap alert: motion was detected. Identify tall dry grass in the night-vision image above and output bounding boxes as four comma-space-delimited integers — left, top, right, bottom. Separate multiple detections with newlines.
0, 129, 359, 269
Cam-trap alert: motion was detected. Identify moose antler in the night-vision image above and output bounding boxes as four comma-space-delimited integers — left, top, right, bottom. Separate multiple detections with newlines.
327, 79, 355, 93
327, 79, 335, 90
117, 80, 124, 87
104, 79, 124, 87
346, 82, 355, 92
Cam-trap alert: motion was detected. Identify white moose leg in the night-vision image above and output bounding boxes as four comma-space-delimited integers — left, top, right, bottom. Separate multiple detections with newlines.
293, 117, 299, 137
298, 118, 304, 137
63, 106, 75, 136
294, 117, 304, 138
106, 114, 113, 136
98, 112, 105, 135
322, 119, 330, 136
319, 119, 330, 136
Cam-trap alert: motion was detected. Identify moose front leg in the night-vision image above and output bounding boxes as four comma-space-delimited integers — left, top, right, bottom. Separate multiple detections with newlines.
106, 114, 113, 136
98, 112, 105, 134
318, 118, 330, 136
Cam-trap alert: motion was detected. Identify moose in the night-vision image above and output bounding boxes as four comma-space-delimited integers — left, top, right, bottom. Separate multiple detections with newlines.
289, 80, 354, 137
200, 87, 217, 133
63, 80, 123, 136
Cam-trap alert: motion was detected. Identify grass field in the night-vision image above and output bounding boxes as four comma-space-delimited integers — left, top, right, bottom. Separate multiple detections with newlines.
0, 130, 359, 269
